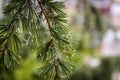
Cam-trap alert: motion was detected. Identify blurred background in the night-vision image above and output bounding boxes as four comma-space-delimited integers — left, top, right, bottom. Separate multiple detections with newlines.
1, 0, 120, 80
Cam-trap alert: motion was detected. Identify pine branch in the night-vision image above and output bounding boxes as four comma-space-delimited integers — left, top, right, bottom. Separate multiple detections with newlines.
36, 1, 69, 79
0, 0, 26, 71
36, 1, 61, 79
35, 0, 74, 80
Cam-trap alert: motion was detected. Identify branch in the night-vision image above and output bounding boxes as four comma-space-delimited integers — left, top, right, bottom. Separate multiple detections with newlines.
37, 0, 51, 29
0, 1, 26, 53
5, 25, 14, 48
0, 19, 15, 54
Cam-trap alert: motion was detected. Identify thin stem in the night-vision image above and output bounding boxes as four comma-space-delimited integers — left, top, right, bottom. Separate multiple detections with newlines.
54, 61, 60, 80
0, 18, 15, 54
37, 0, 51, 29
5, 25, 14, 49
50, 39, 60, 80
50, 39, 55, 47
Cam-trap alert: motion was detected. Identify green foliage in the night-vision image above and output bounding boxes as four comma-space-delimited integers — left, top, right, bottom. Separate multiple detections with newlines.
36, 58, 74, 80
14, 54, 41, 80
0, 0, 75, 80
69, 57, 120, 80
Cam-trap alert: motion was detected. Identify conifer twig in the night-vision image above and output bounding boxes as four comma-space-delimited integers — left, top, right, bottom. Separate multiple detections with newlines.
0, 19, 15, 53
37, 0, 51, 29
54, 61, 60, 80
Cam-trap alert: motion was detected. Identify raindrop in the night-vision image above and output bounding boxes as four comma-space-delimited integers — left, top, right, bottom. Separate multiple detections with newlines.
25, 42, 28, 46
70, 67, 73, 69
71, 54, 73, 57
73, 49, 76, 52
7, 65, 9, 68
63, 50, 66, 53
28, 32, 32, 35
66, 56, 69, 58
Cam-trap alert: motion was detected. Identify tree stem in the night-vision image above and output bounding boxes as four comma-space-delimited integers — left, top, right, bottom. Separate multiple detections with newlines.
37, 0, 51, 29
54, 61, 60, 80
0, 19, 15, 53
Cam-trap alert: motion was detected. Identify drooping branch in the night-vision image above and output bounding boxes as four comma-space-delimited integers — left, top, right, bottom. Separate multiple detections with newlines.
34, 0, 74, 80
